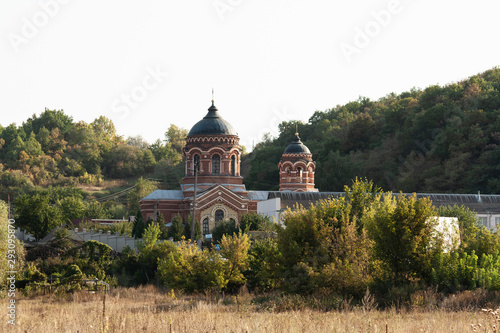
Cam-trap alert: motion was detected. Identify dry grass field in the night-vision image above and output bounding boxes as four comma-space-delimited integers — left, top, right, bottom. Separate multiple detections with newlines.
2, 286, 497, 332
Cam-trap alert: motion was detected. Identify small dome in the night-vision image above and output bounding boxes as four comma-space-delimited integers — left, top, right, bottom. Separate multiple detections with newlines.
188, 102, 237, 136
284, 133, 311, 154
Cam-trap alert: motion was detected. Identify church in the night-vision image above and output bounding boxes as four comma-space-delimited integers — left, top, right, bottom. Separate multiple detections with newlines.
140, 98, 321, 236
140, 98, 500, 235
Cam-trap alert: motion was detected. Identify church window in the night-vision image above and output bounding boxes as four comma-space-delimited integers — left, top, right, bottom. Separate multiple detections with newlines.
297, 167, 302, 183
215, 209, 224, 223
212, 154, 220, 174
203, 218, 209, 235
231, 155, 236, 176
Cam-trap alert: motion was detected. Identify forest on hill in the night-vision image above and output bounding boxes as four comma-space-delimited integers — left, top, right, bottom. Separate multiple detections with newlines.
0, 110, 187, 201
244, 67, 500, 194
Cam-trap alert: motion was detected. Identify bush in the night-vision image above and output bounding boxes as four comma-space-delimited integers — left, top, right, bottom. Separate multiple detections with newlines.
212, 220, 238, 244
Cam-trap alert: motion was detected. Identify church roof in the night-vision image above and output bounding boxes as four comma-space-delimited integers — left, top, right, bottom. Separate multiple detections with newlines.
188, 102, 237, 136
142, 190, 184, 200
284, 133, 311, 154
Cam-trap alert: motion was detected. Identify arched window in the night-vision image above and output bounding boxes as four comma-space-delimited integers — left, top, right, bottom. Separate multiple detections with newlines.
203, 218, 209, 235
230, 218, 236, 227
297, 167, 302, 183
212, 154, 220, 175
215, 209, 224, 223
193, 154, 200, 173
231, 155, 236, 176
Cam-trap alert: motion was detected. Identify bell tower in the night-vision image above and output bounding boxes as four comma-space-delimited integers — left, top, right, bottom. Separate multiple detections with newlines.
278, 132, 317, 192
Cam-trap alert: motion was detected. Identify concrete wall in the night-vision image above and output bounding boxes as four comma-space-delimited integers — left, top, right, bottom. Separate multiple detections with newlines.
15, 227, 140, 252
257, 198, 281, 223
75, 229, 138, 251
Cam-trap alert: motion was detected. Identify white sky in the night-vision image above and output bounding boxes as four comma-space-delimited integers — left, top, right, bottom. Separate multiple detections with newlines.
1, 0, 499, 150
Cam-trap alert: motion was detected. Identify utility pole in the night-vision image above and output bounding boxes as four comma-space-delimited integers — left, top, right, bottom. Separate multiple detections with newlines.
190, 161, 198, 242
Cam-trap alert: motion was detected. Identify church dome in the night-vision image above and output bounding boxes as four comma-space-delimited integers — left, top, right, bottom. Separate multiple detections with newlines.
188, 102, 237, 136
284, 133, 311, 154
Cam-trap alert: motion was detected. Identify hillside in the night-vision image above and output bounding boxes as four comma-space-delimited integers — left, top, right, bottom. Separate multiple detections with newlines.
243, 67, 500, 193
0, 112, 186, 202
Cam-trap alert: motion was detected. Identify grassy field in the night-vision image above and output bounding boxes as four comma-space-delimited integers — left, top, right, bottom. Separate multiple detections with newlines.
2, 286, 496, 332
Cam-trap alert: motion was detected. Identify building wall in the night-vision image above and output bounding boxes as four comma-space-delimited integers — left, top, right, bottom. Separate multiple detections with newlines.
257, 198, 281, 223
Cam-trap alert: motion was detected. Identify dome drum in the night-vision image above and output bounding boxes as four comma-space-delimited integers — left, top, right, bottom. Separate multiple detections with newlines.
183, 101, 244, 191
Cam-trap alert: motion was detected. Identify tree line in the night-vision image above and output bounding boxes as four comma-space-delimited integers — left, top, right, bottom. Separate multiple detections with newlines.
0, 109, 187, 201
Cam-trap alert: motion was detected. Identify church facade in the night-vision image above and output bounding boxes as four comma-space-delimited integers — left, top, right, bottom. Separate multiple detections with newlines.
140, 99, 316, 236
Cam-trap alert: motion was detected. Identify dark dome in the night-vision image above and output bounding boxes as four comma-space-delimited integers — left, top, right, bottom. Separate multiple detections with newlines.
284, 133, 311, 154
188, 103, 237, 136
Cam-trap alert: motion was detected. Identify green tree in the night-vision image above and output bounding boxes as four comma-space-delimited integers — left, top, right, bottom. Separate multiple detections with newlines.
80, 240, 113, 263
211, 219, 238, 244
155, 213, 168, 239
137, 240, 177, 284
142, 149, 156, 172
25, 131, 43, 157
246, 238, 282, 292
62, 264, 83, 284
154, 158, 184, 189
23, 108, 74, 135
167, 214, 184, 241
127, 177, 158, 215
0, 200, 10, 291
344, 177, 382, 231
277, 197, 373, 296
141, 223, 161, 249
158, 240, 227, 292
220, 232, 251, 290
84, 200, 112, 219
365, 193, 440, 284
149, 139, 179, 162
126, 135, 149, 150
58, 196, 86, 223
132, 208, 145, 239
15, 193, 62, 241
91, 116, 118, 146
103, 144, 144, 178
239, 213, 273, 232
0, 170, 35, 199
165, 124, 188, 154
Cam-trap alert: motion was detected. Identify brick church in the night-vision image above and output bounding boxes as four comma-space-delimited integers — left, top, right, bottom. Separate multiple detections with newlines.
140, 99, 317, 236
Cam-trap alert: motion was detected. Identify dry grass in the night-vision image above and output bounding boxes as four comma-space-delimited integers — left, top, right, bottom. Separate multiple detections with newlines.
1, 286, 492, 332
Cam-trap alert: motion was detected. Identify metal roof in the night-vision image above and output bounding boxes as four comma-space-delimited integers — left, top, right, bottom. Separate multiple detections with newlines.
188, 103, 237, 136
142, 190, 184, 200
284, 133, 311, 154
247, 191, 270, 201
